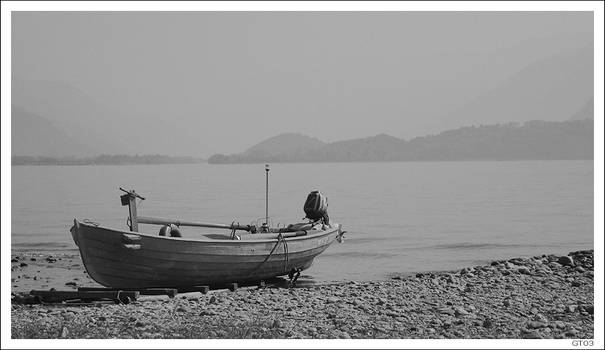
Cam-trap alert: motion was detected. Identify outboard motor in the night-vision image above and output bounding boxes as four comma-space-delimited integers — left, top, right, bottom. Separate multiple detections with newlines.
303, 190, 330, 224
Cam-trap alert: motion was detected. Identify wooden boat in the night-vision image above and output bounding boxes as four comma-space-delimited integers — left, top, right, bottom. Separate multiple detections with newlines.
70, 186, 344, 289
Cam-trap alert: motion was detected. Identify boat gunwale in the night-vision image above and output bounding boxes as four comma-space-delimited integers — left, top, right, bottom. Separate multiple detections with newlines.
75, 219, 340, 244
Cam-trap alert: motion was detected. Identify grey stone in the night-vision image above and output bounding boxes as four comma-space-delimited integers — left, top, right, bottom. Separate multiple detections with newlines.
439, 308, 455, 316
565, 329, 579, 337
453, 330, 465, 337
565, 305, 577, 313
557, 256, 574, 267
339, 331, 351, 339
176, 305, 190, 313
460, 267, 474, 275
535, 313, 548, 323
385, 310, 400, 317
553, 321, 566, 329
454, 307, 469, 317
523, 331, 543, 339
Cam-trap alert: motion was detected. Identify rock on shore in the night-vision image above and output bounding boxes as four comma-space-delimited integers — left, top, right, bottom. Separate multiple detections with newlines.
11, 250, 594, 339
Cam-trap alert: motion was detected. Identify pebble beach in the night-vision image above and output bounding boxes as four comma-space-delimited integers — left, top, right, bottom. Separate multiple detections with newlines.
11, 250, 594, 339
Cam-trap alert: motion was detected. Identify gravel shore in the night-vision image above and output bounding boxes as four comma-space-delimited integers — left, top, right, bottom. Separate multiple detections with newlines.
11, 250, 593, 339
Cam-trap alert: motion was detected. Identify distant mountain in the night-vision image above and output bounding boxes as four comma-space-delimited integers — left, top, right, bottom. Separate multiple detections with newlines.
11, 78, 195, 156
11, 79, 126, 155
302, 133, 404, 162
432, 46, 593, 132
569, 98, 594, 121
11, 105, 97, 157
244, 133, 326, 157
208, 119, 593, 164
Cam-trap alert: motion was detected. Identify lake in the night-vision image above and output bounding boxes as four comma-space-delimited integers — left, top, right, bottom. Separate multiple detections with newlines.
11, 160, 593, 283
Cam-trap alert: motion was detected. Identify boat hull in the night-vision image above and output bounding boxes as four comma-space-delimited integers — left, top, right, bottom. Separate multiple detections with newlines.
70, 220, 341, 288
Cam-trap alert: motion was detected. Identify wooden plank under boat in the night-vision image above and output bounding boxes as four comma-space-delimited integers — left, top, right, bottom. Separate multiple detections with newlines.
70, 219, 343, 289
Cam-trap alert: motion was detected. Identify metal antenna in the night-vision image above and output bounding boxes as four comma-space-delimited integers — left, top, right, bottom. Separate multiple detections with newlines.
265, 164, 269, 227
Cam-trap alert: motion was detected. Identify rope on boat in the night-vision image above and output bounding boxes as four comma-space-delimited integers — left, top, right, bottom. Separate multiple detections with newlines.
230, 222, 237, 240
248, 233, 290, 276
282, 234, 289, 273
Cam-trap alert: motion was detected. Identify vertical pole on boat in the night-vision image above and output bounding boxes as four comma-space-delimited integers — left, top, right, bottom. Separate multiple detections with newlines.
265, 164, 269, 227
127, 197, 138, 232
120, 188, 144, 232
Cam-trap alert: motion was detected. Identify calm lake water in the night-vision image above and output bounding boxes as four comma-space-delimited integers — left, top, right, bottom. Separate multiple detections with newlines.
11, 161, 593, 283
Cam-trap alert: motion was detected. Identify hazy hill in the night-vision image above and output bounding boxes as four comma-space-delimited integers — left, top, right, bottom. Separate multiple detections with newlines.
433, 46, 593, 132
11, 45, 592, 160
208, 119, 593, 164
569, 98, 594, 121
403, 120, 593, 161
11, 79, 197, 156
302, 134, 404, 162
244, 133, 326, 157
12, 79, 126, 155
11, 105, 96, 157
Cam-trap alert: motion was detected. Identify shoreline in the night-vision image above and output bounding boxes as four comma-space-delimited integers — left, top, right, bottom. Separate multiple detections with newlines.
11, 250, 594, 339
9, 247, 590, 291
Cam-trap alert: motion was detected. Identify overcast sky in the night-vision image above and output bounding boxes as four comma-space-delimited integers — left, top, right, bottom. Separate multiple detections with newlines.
12, 11, 593, 156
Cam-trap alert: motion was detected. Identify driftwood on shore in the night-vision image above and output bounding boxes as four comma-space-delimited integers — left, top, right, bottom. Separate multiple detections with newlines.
29, 290, 140, 304
13, 280, 277, 305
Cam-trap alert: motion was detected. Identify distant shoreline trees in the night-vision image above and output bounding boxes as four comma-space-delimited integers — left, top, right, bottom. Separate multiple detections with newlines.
11, 154, 206, 166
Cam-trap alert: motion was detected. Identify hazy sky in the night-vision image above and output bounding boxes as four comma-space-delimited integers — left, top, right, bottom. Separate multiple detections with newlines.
12, 11, 593, 156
